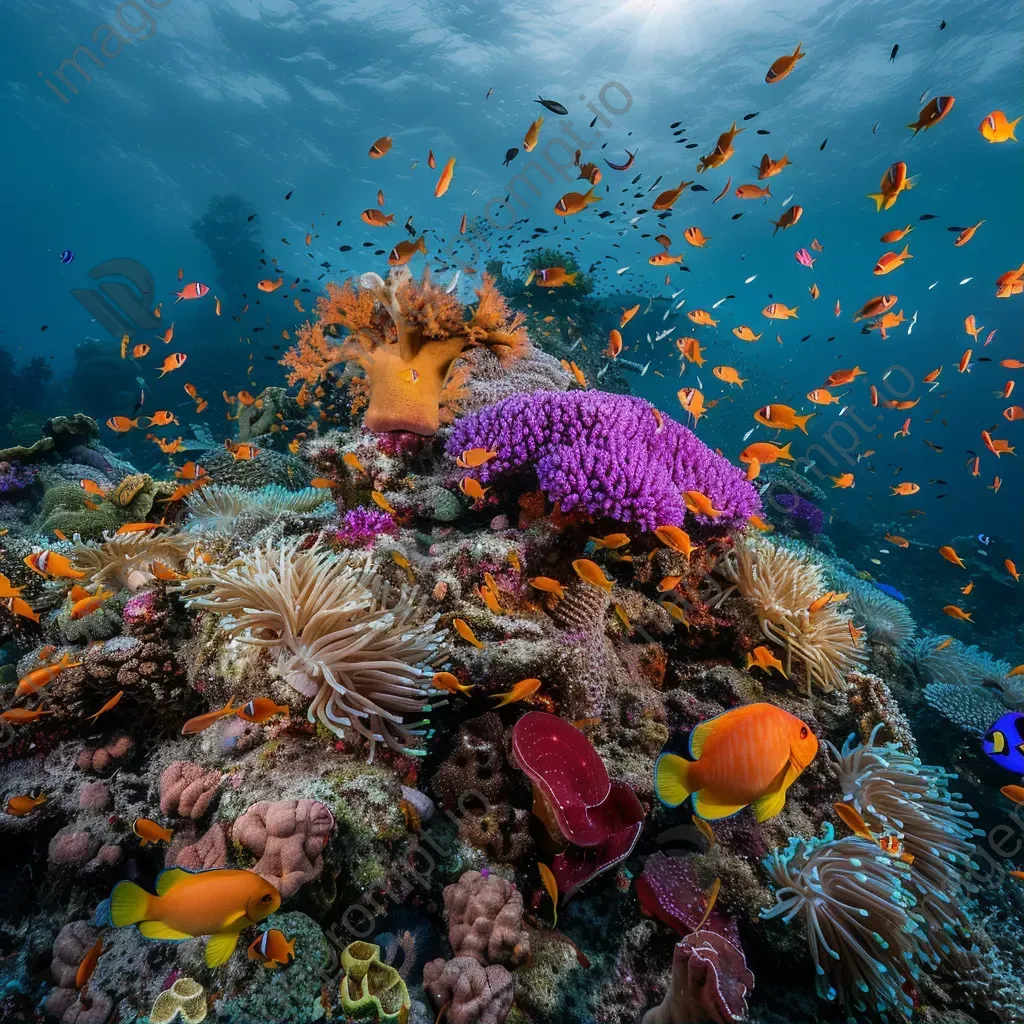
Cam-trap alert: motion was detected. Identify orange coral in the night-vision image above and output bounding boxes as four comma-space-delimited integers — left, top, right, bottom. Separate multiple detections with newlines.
281, 268, 527, 434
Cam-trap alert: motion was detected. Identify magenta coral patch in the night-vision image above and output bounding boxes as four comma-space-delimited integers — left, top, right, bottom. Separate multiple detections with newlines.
447, 391, 760, 531
511, 711, 644, 899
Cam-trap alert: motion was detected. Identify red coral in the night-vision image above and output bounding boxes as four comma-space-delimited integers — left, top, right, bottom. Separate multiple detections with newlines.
511, 711, 644, 899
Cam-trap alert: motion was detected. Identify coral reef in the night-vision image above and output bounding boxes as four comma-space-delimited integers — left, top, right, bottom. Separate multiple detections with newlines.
339, 940, 411, 1022
442, 870, 530, 968
907, 633, 1020, 706
423, 957, 514, 1024
447, 391, 760, 531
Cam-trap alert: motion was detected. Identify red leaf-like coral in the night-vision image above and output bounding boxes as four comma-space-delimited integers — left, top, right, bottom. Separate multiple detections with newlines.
511, 711, 644, 899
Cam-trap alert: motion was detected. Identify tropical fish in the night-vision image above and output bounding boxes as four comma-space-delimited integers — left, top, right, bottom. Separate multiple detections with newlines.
770, 206, 802, 235
979, 110, 1021, 143
756, 153, 790, 179
867, 161, 914, 211
16, 652, 82, 696
697, 122, 745, 173
687, 309, 718, 327
881, 226, 913, 244
434, 157, 456, 197
529, 577, 567, 600
907, 95, 955, 135
652, 180, 693, 210
538, 863, 559, 929
572, 559, 614, 592
765, 42, 805, 84
736, 184, 771, 200
133, 818, 174, 847
371, 491, 396, 515
853, 295, 898, 322
257, 278, 284, 292
654, 525, 692, 558
762, 302, 798, 319
174, 282, 210, 303
590, 533, 631, 550
712, 365, 745, 387
746, 646, 786, 676
874, 244, 913, 275
4, 790, 48, 816
0, 708, 54, 724
453, 618, 485, 648
235, 698, 290, 724
248, 929, 296, 969
684, 491, 723, 518
388, 236, 428, 267
654, 703, 818, 821
432, 672, 475, 695
890, 482, 920, 495
24, 551, 85, 580
754, 404, 813, 432
732, 326, 762, 342
554, 187, 601, 216
683, 226, 711, 247
523, 115, 544, 152
985, 712, 1024, 774
181, 697, 240, 736
954, 221, 985, 247
86, 690, 123, 722
830, 473, 855, 488
806, 388, 842, 406
740, 441, 793, 464
491, 678, 542, 707
368, 136, 392, 158
157, 353, 187, 378
109, 867, 281, 967
938, 546, 966, 569
943, 605, 973, 621
534, 267, 578, 287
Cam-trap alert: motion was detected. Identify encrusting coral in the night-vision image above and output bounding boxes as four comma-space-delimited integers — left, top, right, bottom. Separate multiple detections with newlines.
282, 266, 529, 434
173, 538, 448, 758
720, 536, 866, 694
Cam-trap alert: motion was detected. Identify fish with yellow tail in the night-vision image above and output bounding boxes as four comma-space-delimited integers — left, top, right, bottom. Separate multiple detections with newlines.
572, 559, 614, 592
745, 646, 786, 677
654, 703, 818, 821
491, 678, 542, 707
248, 928, 296, 969
109, 867, 281, 967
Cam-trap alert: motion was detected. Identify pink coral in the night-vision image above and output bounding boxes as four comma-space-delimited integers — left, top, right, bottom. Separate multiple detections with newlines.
636, 854, 740, 946
641, 931, 754, 1024
48, 829, 99, 868
231, 799, 333, 898
46, 921, 114, 1024
159, 760, 221, 819
78, 782, 111, 811
443, 870, 530, 969
423, 957, 514, 1024
76, 735, 133, 773
169, 822, 228, 870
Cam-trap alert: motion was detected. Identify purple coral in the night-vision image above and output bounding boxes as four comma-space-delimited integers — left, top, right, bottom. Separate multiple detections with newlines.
332, 505, 398, 548
447, 392, 759, 531
771, 492, 823, 535
0, 460, 37, 494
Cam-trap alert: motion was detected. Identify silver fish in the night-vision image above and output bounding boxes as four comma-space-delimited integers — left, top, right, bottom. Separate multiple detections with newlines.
655, 328, 673, 341
959, 277, 973, 285
671, 287, 685, 298
928, 281, 938, 290
616, 266, 630, 275
839, 406, 848, 416
745, 274, 757, 283
907, 310, 918, 335
712, 297, 728, 309
782, 194, 793, 207
743, 427, 755, 441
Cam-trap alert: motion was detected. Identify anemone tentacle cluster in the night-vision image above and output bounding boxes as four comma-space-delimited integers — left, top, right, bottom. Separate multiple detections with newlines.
173, 538, 447, 759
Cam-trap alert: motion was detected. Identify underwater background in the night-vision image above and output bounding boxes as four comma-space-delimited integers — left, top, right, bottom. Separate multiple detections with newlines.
1, 0, 1024, 1022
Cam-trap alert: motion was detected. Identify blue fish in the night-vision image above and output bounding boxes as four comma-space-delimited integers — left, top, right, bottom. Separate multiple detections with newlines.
873, 582, 906, 602
983, 711, 1024, 775
59, 249, 74, 264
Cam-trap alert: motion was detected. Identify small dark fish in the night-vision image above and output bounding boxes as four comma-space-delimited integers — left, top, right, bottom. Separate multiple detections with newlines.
486, 87, 493, 99
536, 96, 568, 115
673, 129, 685, 136
685, 143, 699, 149
503, 148, 518, 166
339, 245, 352, 252
756, 129, 771, 135
590, 116, 598, 128
690, 184, 708, 192
919, 214, 938, 221
670, 121, 682, 128
285, 189, 293, 200
731, 213, 743, 220
977, 357, 992, 362
405, 216, 416, 237
801, 334, 811, 341
743, 112, 759, 120
40, 325, 48, 331
889, 44, 899, 62
946, 226, 965, 232
59, 249, 74, 264
939, 19, 946, 29
819, 138, 828, 151
597, 210, 614, 219
872, 122, 880, 134
631, 174, 642, 184
248, 214, 257, 222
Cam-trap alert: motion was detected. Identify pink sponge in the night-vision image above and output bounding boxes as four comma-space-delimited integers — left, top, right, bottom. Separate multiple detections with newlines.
443, 870, 530, 968
159, 760, 221, 819
231, 799, 333, 899
423, 957, 514, 1024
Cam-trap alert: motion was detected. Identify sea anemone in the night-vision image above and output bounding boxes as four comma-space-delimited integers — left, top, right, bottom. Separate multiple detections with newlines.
173, 539, 447, 759
184, 484, 332, 533
906, 634, 1019, 706
720, 537, 866, 694
833, 573, 917, 648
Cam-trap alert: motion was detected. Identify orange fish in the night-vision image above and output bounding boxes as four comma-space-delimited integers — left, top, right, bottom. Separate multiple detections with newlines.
954, 221, 985, 247
71, 587, 114, 620
907, 95, 955, 135
491, 678, 542, 707
388, 236, 428, 267
1004, 406, 1024, 421
735, 184, 772, 200
740, 441, 793, 464
712, 365, 745, 387
572, 559, 614, 592
867, 161, 914, 212
677, 387, 706, 423
248, 929, 296, 969
939, 546, 966, 568
131, 343, 150, 359
4, 791, 48, 815
75, 935, 103, 990
979, 110, 1021, 143
770, 206, 802, 236
432, 672, 475, 696
182, 697, 240, 736
891, 482, 920, 496
16, 652, 82, 697
746, 646, 786, 677
884, 533, 910, 548
853, 295, 898, 322
687, 309, 718, 327
654, 525, 692, 558
620, 304, 640, 327
732, 325, 762, 342
257, 277, 284, 292
109, 867, 281, 967
943, 605, 973, 622
677, 337, 706, 365
529, 577, 566, 600
433, 156, 456, 197
825, 367, 865, 387
756, 153, 790, 179
158, 353, 187, 378
371, 491, 396, 515
880, 226, 913, 244
555, 187, 601, 216
24, 551, 85, 580
765, 42, 805, 84
652, 180, 693, 210
697, 122, 745, 173
806, 388, 842, 406
133, 818, 174, 847
0, 707, 54, 724
453, 618, 484, 648
874, 244, 912, 275
753, 404, 813, 432
236, 698, 291, 723
683, 226, 711, 247
605, 329, 623, 358
459, 477, 489, 502
649, 252, 686, 266
106, 416, 140, 433
964, 315, 984, 341
1007, 559, 1021, 583
684, 491, 723, 518
360, 209, 394, 227
655, 703, 817, 821
762, 302, 798, 320
160, 324, 175, 344
830, 473, 855, 489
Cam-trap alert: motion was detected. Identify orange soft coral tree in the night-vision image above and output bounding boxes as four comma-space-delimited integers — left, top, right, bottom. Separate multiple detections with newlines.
281, 267, 528, 434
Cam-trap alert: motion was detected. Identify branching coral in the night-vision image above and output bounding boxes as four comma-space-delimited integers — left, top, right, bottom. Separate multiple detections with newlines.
447, 391, 760, 531
762, 824, 937, 1021
282, 267, 528, 435
173, 539, 447, 758
924, 682, 1005, 735
720, 537, 866, 695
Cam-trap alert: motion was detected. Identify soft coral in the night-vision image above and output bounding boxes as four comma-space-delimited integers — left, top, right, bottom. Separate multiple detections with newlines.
282, 267, 527, 435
